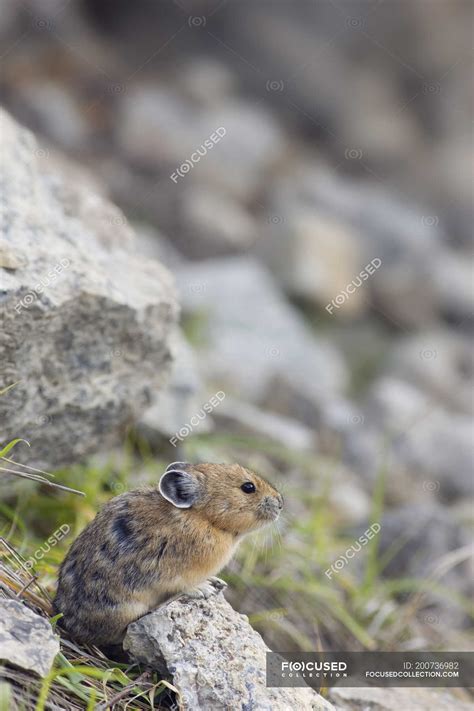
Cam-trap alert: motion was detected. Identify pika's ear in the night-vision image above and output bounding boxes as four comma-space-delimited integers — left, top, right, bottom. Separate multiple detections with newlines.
165, 461, 191, 472
159, 468, 200, 508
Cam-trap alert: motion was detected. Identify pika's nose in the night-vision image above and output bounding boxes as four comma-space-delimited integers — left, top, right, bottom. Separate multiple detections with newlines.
263, 494, 283, 515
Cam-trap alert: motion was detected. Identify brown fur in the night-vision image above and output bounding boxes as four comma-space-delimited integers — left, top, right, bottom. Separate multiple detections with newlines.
53, 462, 282, 646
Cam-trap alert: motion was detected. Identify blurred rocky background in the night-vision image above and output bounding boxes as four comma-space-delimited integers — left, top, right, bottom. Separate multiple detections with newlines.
0, 0, 473, 705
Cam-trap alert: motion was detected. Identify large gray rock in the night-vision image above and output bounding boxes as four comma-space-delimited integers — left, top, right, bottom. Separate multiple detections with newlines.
0, 108, 178, 470
0, 599, 59, 678
175, 256, 347, 417
124, 584, 333, 711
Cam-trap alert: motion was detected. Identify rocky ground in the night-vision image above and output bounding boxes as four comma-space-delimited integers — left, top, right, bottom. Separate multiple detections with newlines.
0, 1, 472, 710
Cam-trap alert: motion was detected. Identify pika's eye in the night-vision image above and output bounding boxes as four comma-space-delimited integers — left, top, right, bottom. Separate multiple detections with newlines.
241, 482, 256, 494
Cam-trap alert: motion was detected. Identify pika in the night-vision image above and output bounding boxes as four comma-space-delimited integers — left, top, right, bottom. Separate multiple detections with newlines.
53, 462, 283, 647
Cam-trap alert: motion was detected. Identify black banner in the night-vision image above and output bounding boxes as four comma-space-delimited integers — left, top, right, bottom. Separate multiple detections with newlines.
266, 651, 474, 688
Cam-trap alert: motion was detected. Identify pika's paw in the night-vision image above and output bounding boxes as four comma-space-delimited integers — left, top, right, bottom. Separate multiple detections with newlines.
183, 579, 225, 600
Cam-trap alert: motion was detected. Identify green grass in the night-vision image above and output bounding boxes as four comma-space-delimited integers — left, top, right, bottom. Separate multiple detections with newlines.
1, 431, 472, 709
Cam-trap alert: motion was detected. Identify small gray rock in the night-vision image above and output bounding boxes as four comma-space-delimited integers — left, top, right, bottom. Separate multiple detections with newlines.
0, 0, 19, 38
330, 686, 473, 711
366, 377, 431, 435
12, 81, 91, 152
195, 102, 286, 201
398, 410, 474, 500
267, 164, 445, 328
178, 59, 237, 105
178, 187, 257, 258
139, 329, 212, 442
118, 86, 195, 169
373, 504, 471, 604
215, 396, 316, 452
176, 256, 347, 416
258, 208, 364, 314
387, 330, 473, 415
118, 89, 285, 201
0, 599, 59, 678
432, 249, 474, 321
124, 584, 334, 711
133, 222, 185, 271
